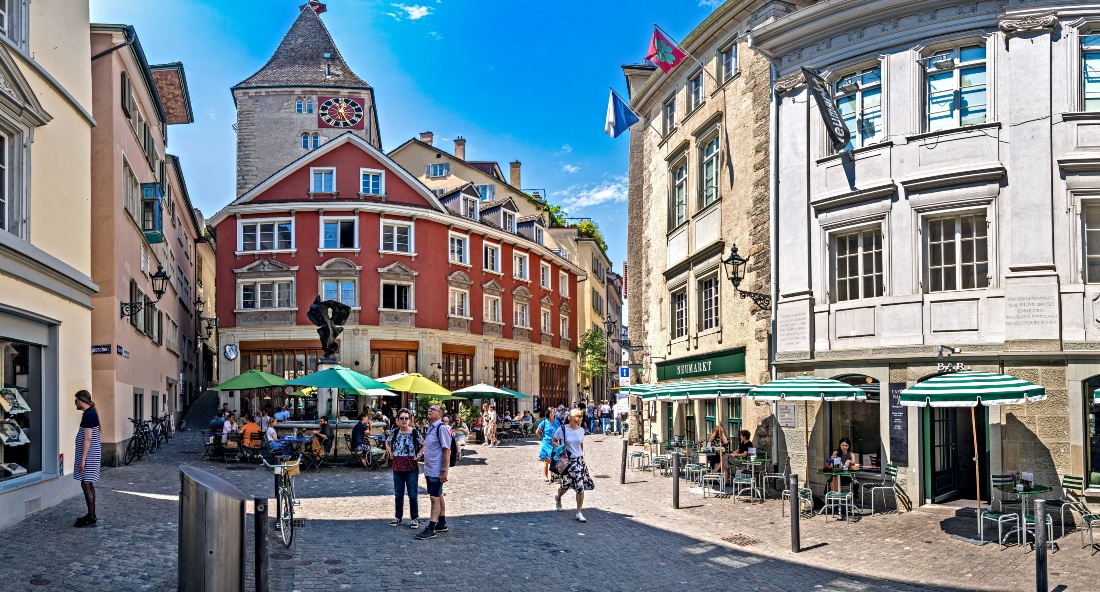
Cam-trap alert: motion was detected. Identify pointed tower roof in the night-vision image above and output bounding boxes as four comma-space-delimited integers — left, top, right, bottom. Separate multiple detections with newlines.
233, 2, 370, 91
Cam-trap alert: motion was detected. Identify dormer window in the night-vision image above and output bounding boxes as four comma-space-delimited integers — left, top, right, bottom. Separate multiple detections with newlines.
503, 212, 516, 233
476, 184, 495, 201
535, 227, 544, 245
463, 196, 479, 220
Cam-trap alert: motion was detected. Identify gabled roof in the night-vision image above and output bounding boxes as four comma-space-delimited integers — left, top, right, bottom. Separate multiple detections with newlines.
479, 197, 518, 213
233, 4, 370, 91
467, 161, 503, 180
441, 183, 481, 202
150, 63, 193, 124
208, 132, 447, 226
518, 214, 544, 226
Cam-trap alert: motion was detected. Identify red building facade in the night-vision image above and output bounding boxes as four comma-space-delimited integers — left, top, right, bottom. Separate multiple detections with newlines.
211, 135, 580, 416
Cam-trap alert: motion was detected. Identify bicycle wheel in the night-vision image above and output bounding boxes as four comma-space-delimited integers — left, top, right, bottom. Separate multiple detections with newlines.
136, 434, 147, 460
277, 486, 294, 547
123, 437, 138, 465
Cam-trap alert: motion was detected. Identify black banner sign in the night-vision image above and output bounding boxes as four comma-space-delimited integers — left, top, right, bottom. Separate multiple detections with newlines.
888, 382, 908, 464
801, 67, 851, 153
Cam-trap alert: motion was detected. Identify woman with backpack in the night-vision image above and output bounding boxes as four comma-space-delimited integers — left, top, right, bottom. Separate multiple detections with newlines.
385, 408, 425, 529
553, 408, 595, 522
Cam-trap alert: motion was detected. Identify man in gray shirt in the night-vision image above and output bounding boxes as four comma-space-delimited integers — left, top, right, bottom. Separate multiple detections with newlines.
416, 404, 452, 540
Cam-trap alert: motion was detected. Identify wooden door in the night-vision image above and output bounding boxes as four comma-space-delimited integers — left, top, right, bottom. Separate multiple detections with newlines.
378, 350, 408, 376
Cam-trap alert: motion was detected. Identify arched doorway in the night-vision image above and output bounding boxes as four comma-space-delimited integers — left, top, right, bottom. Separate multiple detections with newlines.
915, 371, 989, 504
827, 374, 882, 473
1082, 375, 1100, 489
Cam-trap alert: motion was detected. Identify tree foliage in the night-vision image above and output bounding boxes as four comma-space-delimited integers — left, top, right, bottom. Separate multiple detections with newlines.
576, 220, 608, 253
577, 327, 608, 380
545, 203, 569, 228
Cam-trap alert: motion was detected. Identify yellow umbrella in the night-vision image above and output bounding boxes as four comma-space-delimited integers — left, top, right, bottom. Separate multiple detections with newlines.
383, 372, 451, 396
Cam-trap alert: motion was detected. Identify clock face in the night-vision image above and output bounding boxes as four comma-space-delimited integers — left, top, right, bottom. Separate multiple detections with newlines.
318, 97, 365, 129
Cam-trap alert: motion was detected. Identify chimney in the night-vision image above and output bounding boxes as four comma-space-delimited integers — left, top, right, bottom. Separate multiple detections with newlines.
510, 160, 521, 188
419, 131, 433, 146
454, 136, 466, 161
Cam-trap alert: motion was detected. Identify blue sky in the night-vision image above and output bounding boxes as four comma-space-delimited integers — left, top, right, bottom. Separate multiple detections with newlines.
89, 0, 726, 270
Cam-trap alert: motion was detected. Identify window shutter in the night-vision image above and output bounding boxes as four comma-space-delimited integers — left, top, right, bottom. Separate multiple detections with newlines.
129, 280, 140, 328
443, 163, 450, 175
425, 164, 431, 177
488, 185, 496, 199
120, 72, 132, 117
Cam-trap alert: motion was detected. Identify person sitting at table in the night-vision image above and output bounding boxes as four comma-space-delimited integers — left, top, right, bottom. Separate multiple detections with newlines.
240, 414, 262, 451
452, 416, 470, 447
827, 437, 857, 493
731, 429, 753, 459
274, 405, 290, 422
312, 416, 333, 454
222, 412, 238, 445
351, 413, 371, 467
706, 426, 730, 471
266, 417, 288, 456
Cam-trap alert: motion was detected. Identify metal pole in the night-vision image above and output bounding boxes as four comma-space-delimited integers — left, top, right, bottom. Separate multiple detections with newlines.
253, 496, 269, 592
1034, 499, 1048, 592
620, 439, 628, 484
789, 474, 801, 553
672, 451, 681, 509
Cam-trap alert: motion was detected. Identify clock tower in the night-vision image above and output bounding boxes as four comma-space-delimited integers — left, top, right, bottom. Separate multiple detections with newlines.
232, 1, 380, 197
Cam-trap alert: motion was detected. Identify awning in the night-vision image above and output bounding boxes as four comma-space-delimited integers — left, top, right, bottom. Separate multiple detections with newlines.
899, 371, 1046, 407
749, 375, 868, 401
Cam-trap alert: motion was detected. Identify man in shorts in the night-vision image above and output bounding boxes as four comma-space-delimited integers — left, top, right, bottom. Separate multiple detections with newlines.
415, 404, 452, 540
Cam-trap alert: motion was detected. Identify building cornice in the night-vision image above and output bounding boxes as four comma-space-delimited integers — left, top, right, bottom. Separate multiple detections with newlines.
0, 232, 98, 308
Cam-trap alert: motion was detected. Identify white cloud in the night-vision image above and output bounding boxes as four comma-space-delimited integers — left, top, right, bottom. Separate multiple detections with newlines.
560, 144, 573, 154
554, 176, 627, 210
390, 3, 432, 20
561, 164, 580, 174
427, 31, 443, 40
698, 0, 725, 7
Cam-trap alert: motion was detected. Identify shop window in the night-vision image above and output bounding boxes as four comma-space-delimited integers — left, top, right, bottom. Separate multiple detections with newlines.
442, 351, 474, 391
827, 375, 882, 471
1, 340, 42, 484
704, 399, 717, 435
1084, 377, 1100, 488
725, 398, 741, 439
685, 403, 696, 442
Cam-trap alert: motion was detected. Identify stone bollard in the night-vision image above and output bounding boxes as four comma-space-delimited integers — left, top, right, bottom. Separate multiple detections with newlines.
789, 475, 801, 553
620, 440, 628, 485
254, 496, 269, 592
1034, 499, 1047, 592
672, 452, 680, 509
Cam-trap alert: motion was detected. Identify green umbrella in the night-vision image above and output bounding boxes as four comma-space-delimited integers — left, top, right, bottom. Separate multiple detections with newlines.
209, 369, 287, 391
501, 386, 531, 399
287, 366, 390, 390
383, 373, 451, 396
900, 371, 1046, 532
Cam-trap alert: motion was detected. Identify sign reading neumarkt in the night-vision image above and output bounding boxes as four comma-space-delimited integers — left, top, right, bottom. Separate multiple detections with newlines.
656, 348, 745, 381
802, 67, 851, 153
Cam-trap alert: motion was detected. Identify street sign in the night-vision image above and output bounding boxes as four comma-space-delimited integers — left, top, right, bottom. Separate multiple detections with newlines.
619, 366, 630, 387
116, 345, 130, 358
91, 344, 111, 355
778, 404, 796, 428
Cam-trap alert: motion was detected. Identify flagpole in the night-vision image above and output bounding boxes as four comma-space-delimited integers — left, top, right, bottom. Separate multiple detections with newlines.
654, 23, 719, 83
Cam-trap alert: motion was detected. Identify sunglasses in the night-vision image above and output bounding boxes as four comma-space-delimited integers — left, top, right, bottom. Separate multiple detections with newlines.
398, 416, 410, 421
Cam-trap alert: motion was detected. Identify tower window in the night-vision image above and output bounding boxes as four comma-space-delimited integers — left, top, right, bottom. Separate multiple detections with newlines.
312, 134, 320, 149
296, 99, 303, 114
306, 100, 314, 114
301, 133, 309, 149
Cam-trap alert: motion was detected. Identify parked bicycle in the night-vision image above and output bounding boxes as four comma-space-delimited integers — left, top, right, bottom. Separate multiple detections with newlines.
261, 455, 301, 547
123, 418, 148, 465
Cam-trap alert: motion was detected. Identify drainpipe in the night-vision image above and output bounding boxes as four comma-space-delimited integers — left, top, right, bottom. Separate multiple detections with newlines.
747, 32, 781, 464
91, 26, 136, 61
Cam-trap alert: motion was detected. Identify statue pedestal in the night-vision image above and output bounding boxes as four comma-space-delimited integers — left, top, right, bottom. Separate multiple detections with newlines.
318, 358, 339, 418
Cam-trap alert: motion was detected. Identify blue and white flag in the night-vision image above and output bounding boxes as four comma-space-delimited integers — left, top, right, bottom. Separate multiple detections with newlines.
605, 89, 640, 138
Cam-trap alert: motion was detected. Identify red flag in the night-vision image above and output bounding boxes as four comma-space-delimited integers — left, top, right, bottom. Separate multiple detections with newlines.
646, 28, 687, 74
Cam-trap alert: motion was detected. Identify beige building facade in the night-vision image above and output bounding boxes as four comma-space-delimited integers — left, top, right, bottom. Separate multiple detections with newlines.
0, 1, 97, 529
89, 25, 199, 465
624, 0, 809, 446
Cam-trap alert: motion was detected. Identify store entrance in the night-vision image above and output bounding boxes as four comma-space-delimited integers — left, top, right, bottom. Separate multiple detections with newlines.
925, 406, 988, 503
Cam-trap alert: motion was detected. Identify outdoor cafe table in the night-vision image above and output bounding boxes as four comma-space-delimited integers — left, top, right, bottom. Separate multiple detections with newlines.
732, 457, 770, 501
995, 483, 1053, 546
281, 435, 313, 457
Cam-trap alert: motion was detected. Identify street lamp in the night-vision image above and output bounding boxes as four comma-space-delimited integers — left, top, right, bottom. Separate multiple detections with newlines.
119, 265, 170, 318
722, 244, 771, 309
195, 298, 219, 340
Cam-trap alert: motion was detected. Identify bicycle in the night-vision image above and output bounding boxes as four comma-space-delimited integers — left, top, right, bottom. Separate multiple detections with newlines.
148, 416, 168, 452
123, 418, 147, 465
261, 455, 301, 547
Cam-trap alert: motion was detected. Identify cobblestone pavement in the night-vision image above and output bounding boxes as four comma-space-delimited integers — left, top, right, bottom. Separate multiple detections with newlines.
1, 428, 1096, 591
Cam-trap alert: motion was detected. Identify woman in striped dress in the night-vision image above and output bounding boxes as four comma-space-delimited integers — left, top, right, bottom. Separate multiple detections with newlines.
74, 390, 101, 528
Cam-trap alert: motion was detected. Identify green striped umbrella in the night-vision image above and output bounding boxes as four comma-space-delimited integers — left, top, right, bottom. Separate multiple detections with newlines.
899, 371, 1046, 407
210, 369, 287, 391
659, 378, 755, 400
620, 384, 661, 398
748, 375, 868, 401
900, 371, 1045, 531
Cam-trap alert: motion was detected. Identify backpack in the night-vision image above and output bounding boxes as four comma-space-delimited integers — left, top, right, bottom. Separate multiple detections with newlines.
433, 423, 461, 467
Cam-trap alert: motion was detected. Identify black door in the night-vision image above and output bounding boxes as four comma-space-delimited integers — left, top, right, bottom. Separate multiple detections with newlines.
930, 407, 958, 502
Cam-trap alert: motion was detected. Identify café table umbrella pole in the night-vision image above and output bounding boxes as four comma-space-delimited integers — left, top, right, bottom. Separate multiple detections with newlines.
899, 371, 1047, 537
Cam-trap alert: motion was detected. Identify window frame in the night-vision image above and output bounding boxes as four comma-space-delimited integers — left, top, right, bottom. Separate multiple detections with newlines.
310, 166, 336, 194
295, 99, 303, 114
379, 281, 415, 311
448, 288, 471, 319
717, 39, 738, 85
662, 94, 677, 136
671, 288, 687, 339
237, 217, 295, 253
923, 211, 990, 293
484, 294, 502, 323
475, 184, 495, 201
238, 279, 295, 311
697, 274, 719, 331
379, 219, 415, 255
300, 133, 309, 149
359, 168, 385, 196
535, 226, 544, 245
540, 261, 552, 289
560, 314, 570, 339
502, 211, 517, 233
559, 271, 569, 297
462, 196, 479, 220
513, 251, 530, 281
687, 70, 704, 112
319, 216, 358, 251
448, 232, 470, 266
1083, 33, 1100, 112
833, 64, 884, 152
831, 226, 885, 302
670, 157, 688, 229
923, 41, 989, 133
321, 278, 357, 308
1084, 201, 1100, 283
541, 308, 552, 334
698, 133, 720, 209
428, 163, 450, 178
514, 301, 531, 328
483, 242, 502, 273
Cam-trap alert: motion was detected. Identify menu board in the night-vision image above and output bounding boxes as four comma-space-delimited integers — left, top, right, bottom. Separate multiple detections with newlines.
888, 382, 908, 464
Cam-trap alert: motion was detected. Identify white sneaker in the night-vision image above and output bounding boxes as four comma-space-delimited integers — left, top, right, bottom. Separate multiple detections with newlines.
408, 519, 419, 529
555, 496, 562, 511
575, 512, 586, 522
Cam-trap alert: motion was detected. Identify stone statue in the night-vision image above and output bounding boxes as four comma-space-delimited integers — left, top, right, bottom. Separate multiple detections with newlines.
306, 296, 351, 360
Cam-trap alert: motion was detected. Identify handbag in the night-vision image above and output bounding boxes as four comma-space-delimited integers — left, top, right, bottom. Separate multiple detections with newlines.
549, 426, 572, 476
392, 455, 418, 472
